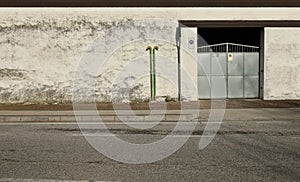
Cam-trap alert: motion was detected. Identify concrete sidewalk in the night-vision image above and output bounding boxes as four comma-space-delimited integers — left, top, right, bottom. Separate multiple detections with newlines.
0, 108, 299, 122
1, 100, 300, 110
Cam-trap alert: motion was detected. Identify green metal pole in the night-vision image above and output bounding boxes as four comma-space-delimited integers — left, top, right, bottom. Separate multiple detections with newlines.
146, 46, 153, 101
153, 46, 158, 101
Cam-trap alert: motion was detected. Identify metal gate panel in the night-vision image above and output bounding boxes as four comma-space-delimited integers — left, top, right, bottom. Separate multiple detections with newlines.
211, 76, 227, 98
244, 53, 259, 75
228, 76, 244, 98
198, 76, 211, 99
244, 76, 259, 98
228, 53, 244, 76
198, 53, 211, 76
212, 53, 227, 76
197, 43, 260, 99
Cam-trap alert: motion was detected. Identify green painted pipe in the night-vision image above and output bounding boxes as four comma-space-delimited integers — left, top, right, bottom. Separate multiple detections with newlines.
153, 46, 158, 100
146, 46, 153, 100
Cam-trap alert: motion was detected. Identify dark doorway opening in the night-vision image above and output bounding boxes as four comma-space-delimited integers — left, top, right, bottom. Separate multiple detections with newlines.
198, 28, 261, 47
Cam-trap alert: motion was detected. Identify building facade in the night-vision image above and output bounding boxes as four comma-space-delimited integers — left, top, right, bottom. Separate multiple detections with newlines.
0, 2, 300, 103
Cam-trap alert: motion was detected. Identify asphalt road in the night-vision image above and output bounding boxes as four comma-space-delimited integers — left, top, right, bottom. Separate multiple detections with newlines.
0, 119, 299, 181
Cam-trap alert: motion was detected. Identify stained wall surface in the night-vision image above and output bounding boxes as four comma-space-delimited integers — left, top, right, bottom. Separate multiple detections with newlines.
0, 8, 299, 103
264, 28, 300, 100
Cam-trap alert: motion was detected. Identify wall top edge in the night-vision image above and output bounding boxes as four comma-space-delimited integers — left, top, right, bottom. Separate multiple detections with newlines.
0, 7, 300, 9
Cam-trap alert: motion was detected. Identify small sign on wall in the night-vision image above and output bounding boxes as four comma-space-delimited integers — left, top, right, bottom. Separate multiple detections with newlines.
228, 53, 233, 61
188, 37, 194, 49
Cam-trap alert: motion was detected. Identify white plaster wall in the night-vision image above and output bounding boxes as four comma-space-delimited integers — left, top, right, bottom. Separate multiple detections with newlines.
180, 27, 198, 100
0, 8, 299, 103
0, 17, 179, 103
264, 28, 300, 100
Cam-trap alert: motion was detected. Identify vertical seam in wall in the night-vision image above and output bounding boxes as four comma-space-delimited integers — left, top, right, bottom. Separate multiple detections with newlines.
263, 27, 267, 99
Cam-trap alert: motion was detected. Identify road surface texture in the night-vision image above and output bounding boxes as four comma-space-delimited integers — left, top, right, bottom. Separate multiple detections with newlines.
0, 111, 299, 181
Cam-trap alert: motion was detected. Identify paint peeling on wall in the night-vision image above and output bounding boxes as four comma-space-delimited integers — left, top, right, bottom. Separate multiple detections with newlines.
0, 14, 180, 104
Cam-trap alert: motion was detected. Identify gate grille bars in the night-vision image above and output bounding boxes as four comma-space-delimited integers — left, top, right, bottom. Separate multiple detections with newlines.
198, 43, 259, 53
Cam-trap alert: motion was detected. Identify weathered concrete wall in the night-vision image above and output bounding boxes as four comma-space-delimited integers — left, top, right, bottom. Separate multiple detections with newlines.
0, 9, 183, 103
0, 17, 180, 103
264, 28, 300, 100
0, 8, 299, 103
0, 14, 103, 103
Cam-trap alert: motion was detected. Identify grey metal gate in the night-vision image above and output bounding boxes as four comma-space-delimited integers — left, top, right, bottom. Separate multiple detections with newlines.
197, 43, 260, 99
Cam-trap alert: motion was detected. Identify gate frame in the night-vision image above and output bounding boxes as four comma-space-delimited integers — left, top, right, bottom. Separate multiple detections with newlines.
179, 20, 265, 99
259, 28, 265, 99
197, 43, 260, 99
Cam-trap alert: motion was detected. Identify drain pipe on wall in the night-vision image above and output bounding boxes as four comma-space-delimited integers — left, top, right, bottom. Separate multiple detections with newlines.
153, 46, 158, 100
176, 24, 182, 101
146, 46, 153, 101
